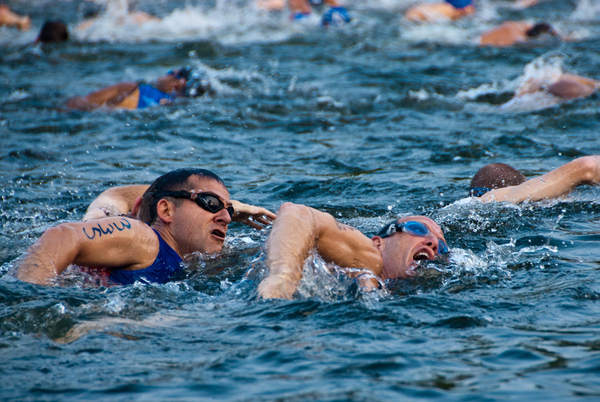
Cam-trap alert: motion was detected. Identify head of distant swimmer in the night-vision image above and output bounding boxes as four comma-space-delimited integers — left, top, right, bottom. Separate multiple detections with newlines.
445, 0, 472, 9
526, 22, 556, 39
165, 67, 211, 97
36, 20, 69, 44
469, 163, 526, 197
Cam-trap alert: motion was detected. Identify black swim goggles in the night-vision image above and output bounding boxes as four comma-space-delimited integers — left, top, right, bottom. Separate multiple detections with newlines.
153, 190, 234, 218
376, 220, 449, 255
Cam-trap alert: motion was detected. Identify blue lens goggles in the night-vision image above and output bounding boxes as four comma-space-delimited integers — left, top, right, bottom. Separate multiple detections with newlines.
377, 220, 449, 255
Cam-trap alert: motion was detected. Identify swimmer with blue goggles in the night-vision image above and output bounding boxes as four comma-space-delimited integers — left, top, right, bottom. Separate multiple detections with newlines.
377, 220, 449, 255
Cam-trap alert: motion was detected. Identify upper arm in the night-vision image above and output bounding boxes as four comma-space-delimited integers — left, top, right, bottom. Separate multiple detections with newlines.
66, 83, 139, 110
67, 217, 158, 270
312, 210, 383, 275
17, 218, 158, 284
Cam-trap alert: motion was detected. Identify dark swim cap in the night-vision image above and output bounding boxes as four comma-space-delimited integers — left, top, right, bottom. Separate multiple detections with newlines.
445, 0, 472, 8
169, 66, 211, 97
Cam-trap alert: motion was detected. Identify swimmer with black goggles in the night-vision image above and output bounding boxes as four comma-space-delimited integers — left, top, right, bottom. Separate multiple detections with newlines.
151, 190, 234, 218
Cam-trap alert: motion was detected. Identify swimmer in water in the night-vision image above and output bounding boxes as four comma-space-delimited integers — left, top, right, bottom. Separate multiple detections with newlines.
257, 204, 448, 299
468, 156, 600, 203
501, 72, 600, 109
479, 21, 558, 47
76, 0, 158, 32
0, 4, 31, 30
16, 169, 276, 286
404, 0, 475, 23
64, 66, 211, 111
36, 20, 69, 44
258, 0, 350, 26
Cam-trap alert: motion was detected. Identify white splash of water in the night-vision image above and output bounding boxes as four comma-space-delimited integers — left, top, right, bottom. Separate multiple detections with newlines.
571, 0, 600, 21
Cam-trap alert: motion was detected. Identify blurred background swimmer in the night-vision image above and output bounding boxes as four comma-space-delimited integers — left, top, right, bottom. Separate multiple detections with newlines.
0, 4, 30, 30
65, 66, 211, 111
258, 0, 351, 26
36, 20, 69, 44
76, 0, 158, 32
502, 72, 599, 110
404, 0, 475, 23
479, 21, 559, 47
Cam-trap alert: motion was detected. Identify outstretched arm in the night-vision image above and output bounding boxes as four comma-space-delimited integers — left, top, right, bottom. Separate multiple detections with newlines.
257, 203, 381, 299
16, 218, 158, 285
481, 156, 600, 203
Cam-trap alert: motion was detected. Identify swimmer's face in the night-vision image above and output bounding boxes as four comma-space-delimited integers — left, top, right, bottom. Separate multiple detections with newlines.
170, 177, 232, 255
156, 74, 186, 95
378, 216, 446, 280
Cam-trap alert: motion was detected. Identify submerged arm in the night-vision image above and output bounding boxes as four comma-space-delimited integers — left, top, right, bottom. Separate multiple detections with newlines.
481, 156, 600, 203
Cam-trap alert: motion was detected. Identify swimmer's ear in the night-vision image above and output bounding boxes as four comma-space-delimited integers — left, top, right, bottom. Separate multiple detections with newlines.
371, 236, 383, 251
131, 196, 143, 219
155, 199, 175, 224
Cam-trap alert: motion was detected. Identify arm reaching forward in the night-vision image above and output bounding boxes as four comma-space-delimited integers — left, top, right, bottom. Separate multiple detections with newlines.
481, 156, 600, 203
258, 203, 382, 300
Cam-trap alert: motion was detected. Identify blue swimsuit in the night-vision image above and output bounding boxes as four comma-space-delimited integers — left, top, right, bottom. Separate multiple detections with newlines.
137, 84, 174, 109
108, 229, 184, 285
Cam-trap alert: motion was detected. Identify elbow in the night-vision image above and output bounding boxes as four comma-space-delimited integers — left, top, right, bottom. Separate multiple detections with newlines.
573, 156, 600, 184
277, 202, 311, 217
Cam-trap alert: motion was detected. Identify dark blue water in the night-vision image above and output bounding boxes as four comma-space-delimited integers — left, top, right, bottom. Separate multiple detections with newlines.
2, 0, 600, 400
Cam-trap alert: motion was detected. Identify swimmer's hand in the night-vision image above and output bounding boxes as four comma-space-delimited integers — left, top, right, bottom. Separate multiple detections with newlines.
231, 200, 276, 230
348, 271, 384, 292
257, 273, 296, 300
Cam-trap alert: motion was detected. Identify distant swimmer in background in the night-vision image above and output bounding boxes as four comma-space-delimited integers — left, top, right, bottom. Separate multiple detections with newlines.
257, 0, 351, 26
479, 21, 559, 47
65, 66, 211, 111
467, 156, 600, 203
404, 0, 475, 23
36, 20, 69, 44
76, 0, 158, 32
501, 72, 599, 110
0, 4, 31, 30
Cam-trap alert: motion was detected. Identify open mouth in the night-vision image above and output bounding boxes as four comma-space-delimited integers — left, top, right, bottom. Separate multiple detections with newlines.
413, 250, 432, 261
211, 229, 226, 240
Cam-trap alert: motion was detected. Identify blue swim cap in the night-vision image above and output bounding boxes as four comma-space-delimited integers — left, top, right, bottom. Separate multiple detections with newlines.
322, 6, 351, 26
445, 0, 472, 8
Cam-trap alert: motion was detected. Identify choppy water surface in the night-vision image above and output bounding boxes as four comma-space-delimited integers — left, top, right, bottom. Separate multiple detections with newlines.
2, 0, 600, 400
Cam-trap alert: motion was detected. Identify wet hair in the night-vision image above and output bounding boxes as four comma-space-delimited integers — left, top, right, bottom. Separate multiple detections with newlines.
139, 168, 225, 225
526, 23, 555, 38
469, 163, 527, 196
37, 20, 69, 43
